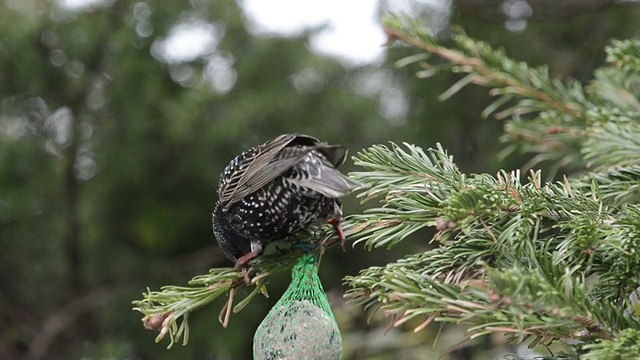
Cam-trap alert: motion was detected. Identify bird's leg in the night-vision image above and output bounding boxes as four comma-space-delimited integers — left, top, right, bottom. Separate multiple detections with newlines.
234, 240, 263, 284
328, 200, 346, 250
328, 217, 346, 250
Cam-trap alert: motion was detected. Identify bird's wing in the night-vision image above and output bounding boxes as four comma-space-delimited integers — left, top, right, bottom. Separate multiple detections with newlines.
219, 134, 316, 209
286, 153, 365, 198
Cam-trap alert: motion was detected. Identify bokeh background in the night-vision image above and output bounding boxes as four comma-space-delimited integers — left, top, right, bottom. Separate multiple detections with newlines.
1, 0, 639, 359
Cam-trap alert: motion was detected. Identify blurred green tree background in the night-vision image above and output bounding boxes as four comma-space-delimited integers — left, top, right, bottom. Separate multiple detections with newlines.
0, 1, 638, 359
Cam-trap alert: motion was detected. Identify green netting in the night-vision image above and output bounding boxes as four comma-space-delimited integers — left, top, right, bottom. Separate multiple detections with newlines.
253, 253, 342, 360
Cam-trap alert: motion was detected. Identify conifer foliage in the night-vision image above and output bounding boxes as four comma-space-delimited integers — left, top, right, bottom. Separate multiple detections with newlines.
342, 15, 640, 359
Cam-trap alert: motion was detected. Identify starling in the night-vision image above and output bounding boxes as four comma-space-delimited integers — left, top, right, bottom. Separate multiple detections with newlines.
212, 133, 362, 283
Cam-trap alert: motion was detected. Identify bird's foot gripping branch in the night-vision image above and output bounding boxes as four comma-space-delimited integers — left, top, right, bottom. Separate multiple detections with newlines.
131, 222, 366, 349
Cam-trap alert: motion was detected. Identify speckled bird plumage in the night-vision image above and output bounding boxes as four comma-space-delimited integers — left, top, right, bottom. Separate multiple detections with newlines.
212, 134, 362, 281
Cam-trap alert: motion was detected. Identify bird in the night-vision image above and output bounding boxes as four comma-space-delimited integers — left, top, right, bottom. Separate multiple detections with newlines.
212, 133, 363, 283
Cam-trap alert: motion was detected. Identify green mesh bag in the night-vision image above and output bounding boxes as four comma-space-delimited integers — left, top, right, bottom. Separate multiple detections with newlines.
253, 253, 342, 360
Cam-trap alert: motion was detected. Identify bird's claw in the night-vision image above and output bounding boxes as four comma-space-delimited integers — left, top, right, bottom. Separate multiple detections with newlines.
328, 218, 346, 251
240, 267, 251, 284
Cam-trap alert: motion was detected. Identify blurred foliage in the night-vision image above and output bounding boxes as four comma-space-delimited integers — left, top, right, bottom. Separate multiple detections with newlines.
1, 0, 639, 359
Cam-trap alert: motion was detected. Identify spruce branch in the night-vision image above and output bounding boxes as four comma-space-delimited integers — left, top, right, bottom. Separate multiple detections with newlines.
582, 328, 640, 359
582, 122, 640, 171
344, 142, 640, 358
383, 14, 588, 171
605, 39, 640, 74
575, 165, 640, 206
382, 15, 640, 175
588, 69, 640, 111
132, 268, 239, 348
383, 16, 587, 119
